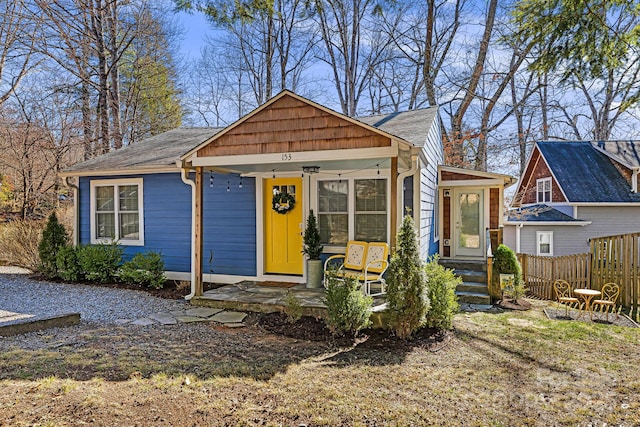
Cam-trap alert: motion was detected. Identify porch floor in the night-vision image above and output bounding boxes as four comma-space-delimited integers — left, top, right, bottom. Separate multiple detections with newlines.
190, 281, 387, 318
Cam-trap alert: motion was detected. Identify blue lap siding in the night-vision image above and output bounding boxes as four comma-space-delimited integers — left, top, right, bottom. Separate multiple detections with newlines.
79, 173, 257, 276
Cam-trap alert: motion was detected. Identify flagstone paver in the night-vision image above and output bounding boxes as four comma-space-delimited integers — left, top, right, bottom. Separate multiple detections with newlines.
185, 307, 223, 318
210, 311, 247, 324
175, 315, 210, 323
149, 313, 178, 325
223, 323, 246, 328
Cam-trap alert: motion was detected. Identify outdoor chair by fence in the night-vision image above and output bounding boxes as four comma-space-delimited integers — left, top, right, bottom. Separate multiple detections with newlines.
553, 279, 581, 318
592, 282, 620, 322
323, 241, 389, 296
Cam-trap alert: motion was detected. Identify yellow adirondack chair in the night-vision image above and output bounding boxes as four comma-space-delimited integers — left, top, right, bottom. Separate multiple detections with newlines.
323, 241, 389, 296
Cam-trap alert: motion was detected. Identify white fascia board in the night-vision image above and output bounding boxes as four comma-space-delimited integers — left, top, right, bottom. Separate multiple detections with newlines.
570, 202, 640, 206
190, 145, 398, 167
504, 220, 591, 226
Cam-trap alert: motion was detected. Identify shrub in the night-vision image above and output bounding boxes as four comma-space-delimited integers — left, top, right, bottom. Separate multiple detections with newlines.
56, 245, 82, 282
78, 243, 123, 283
0, 219, 43, 269
38, 213, 69, 278
283, 292, 303, 323
424, 255, 461, 330
493, 244, 525, 300
324, 273, 372, 336
118, 251, 166, 289
386, 214, 430, 340
302, 210, 323, 260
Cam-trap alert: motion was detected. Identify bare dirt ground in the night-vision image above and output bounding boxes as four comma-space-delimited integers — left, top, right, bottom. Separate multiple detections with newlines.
1, 299, 639, 426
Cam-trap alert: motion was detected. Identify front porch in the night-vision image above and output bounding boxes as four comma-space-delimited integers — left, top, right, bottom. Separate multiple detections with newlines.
190, 281, 388, 319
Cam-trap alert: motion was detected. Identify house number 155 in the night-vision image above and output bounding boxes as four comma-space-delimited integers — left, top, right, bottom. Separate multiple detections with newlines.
281, 153, 292, 161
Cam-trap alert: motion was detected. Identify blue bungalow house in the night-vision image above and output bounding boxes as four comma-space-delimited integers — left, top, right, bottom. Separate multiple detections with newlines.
60, 91, 512, 300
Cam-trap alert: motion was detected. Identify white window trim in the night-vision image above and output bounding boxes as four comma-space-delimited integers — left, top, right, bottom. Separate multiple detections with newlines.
90, 178, 144, 246
536, 177, 552, 203
314, 173, 390, 252
536, 230, 553, 256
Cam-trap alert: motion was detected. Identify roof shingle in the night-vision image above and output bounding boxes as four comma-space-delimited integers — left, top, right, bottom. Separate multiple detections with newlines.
537, 140, 640, 203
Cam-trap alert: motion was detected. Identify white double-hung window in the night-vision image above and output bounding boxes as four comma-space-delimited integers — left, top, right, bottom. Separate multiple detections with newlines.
536, 177, 552, 203
536, 231, 553, 256
90, 179, 144, 245
317, 177, 388, 247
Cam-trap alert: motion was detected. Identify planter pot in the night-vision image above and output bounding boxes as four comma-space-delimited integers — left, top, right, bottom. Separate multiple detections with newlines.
499, 273, 515, 297
306, 259, 323, 288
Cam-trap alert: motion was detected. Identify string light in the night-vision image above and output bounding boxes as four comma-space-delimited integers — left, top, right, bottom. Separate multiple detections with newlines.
239, 176, 243, 189
272, 169, 275, 179
209, 173, 214, 188
377, 164, 380, 176
226, 180, 230, 192
338, 173, 342, 184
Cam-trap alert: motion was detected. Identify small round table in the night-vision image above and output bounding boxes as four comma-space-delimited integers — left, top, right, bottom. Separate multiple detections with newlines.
574, 289, 602, 321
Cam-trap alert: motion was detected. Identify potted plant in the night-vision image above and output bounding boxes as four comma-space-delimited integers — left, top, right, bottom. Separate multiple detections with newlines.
303, 209, 324, 288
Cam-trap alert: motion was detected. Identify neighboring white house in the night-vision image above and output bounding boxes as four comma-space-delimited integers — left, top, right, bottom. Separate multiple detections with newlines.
504, 140, 640, 256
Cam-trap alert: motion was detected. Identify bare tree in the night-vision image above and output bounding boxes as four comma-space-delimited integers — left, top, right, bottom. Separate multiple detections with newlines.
0, 86, 81, 218
0, 0, 40, 106
308, 0, 393, 116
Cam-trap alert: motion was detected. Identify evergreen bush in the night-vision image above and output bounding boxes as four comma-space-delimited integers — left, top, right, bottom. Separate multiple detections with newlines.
424, 255, 460, 330
386, 214, 430, 339
38, 213, 69, 278
56, 245, 82, 282
493, 244, 525, 301
302, 209, 323, 260
118, 251, 166, 289
77, 243, 123, 283
324, 273, 372, 336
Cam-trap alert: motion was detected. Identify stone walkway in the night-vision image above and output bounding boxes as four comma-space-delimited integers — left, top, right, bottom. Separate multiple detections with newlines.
117, 306, 249, 327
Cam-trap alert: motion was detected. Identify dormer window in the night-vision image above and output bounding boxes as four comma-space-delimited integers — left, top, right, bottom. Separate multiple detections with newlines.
536, 177, 552, 203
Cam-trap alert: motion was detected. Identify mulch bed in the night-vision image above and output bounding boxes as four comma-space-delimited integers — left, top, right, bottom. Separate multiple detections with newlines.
496, 298, 532, 311
256, 312, 452, 352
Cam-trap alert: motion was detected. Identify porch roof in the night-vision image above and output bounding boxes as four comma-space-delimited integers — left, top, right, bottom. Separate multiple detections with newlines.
61, 91, 439, 177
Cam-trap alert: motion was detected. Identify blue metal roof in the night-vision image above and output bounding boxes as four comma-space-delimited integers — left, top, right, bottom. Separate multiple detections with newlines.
507, 204, 583, 222
537, 140, 640, 203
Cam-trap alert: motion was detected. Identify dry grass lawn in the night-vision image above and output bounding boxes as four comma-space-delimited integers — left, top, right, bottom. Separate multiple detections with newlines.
0, 299, 639, 426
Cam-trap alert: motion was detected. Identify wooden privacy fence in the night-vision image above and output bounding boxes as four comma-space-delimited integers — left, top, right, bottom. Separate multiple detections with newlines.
519, 232, 640, 320
519, 253, 590, 301
590, 233, 640, 319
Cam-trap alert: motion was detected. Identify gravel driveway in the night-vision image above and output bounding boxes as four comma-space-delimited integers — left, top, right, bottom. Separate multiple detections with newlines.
0, 270, 187, 324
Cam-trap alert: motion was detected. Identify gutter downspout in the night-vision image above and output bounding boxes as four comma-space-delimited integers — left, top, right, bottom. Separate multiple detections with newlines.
181, 168, 197, 300
516, 223, 523, 253
64, 177, 80, 246
397, 154, 419, 228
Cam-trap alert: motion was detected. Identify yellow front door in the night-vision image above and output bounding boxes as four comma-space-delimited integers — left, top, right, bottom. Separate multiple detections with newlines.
264, 177, 304, 275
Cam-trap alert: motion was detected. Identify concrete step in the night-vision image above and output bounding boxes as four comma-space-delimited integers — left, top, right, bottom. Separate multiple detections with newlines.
456, 291, 491, 305
439, 259, 487, 272
456, 269, 487, 283
456, 281, 489, 295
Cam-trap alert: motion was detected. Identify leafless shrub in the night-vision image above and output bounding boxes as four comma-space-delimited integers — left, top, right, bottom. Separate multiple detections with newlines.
0, 219, 44, 269
55, 204, 74, 238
